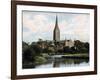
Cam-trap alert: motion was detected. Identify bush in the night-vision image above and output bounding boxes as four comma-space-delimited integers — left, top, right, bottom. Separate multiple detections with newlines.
34, 56, 47, 65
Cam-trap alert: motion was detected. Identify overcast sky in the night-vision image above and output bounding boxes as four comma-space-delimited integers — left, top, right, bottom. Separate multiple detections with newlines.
22, 11, 90, 43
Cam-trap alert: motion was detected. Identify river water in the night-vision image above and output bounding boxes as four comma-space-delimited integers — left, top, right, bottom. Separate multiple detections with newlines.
35, 57, 89, 68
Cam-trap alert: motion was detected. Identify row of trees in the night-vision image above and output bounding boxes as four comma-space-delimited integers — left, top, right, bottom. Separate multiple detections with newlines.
63, 41, 89, 53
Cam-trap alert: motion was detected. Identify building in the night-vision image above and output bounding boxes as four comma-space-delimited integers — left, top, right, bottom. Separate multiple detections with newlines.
64, 39, 74, 48
53, 16, 60, 42
53, 16, 74, 48
35, 16, 74, 49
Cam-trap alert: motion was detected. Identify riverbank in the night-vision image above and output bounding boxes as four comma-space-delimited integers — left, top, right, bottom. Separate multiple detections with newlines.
51, 53, 89, 57
52, 53, 89, 59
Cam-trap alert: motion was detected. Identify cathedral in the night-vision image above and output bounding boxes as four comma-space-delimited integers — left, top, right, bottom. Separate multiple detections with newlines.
33, 15, 74, 50
53, 16, 74, 47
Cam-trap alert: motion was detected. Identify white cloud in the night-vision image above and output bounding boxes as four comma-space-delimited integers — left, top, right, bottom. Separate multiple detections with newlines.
58, 14, 90, 42
23, 12, 56, 42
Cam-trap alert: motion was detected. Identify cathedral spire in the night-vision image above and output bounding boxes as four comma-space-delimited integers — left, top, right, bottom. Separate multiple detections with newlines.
55, 15, 58, 28
53, 15, 60, 42
54, 15, 59, 30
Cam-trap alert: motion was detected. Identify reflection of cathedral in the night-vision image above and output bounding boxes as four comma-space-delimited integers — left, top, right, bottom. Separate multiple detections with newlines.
53, 16, 74, 47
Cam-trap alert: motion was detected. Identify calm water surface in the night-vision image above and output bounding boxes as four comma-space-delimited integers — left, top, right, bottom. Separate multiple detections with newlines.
36, 57, 89, 68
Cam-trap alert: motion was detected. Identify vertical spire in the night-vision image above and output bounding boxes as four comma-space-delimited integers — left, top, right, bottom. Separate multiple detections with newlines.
53, 15, 60, 42
55, 15, 58, 28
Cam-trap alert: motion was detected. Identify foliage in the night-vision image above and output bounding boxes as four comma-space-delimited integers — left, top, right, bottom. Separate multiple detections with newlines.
34, 56, 47, 65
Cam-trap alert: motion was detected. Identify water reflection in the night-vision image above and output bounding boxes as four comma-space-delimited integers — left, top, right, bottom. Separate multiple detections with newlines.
36, 57, 89, 68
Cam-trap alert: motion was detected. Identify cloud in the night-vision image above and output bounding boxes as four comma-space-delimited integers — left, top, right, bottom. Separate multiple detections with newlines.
58, 14, 90, 42
23, 12, 56, 42
72, 14, 90, 41
23, 14, 46, 32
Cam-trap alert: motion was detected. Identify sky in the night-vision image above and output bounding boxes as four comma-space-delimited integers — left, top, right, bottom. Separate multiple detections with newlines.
22, 11, 90, 43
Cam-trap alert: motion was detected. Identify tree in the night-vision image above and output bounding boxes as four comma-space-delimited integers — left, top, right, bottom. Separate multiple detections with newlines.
84, 42, 89, 52
63, 46, 70, 53
22, 47, 35, 63
74, 40, 89, 53
22, 41, 29, 52
70, 46, 76, 53
30, 44, 42, 56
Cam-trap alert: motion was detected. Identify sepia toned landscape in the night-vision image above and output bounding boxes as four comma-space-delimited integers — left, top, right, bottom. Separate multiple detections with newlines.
22, 11, 89, 69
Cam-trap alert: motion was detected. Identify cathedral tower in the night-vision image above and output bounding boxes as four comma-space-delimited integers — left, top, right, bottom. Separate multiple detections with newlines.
53, 16, 60, 42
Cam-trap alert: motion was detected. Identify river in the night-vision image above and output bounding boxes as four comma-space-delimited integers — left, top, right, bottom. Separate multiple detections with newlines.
35, 57, 89, 68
